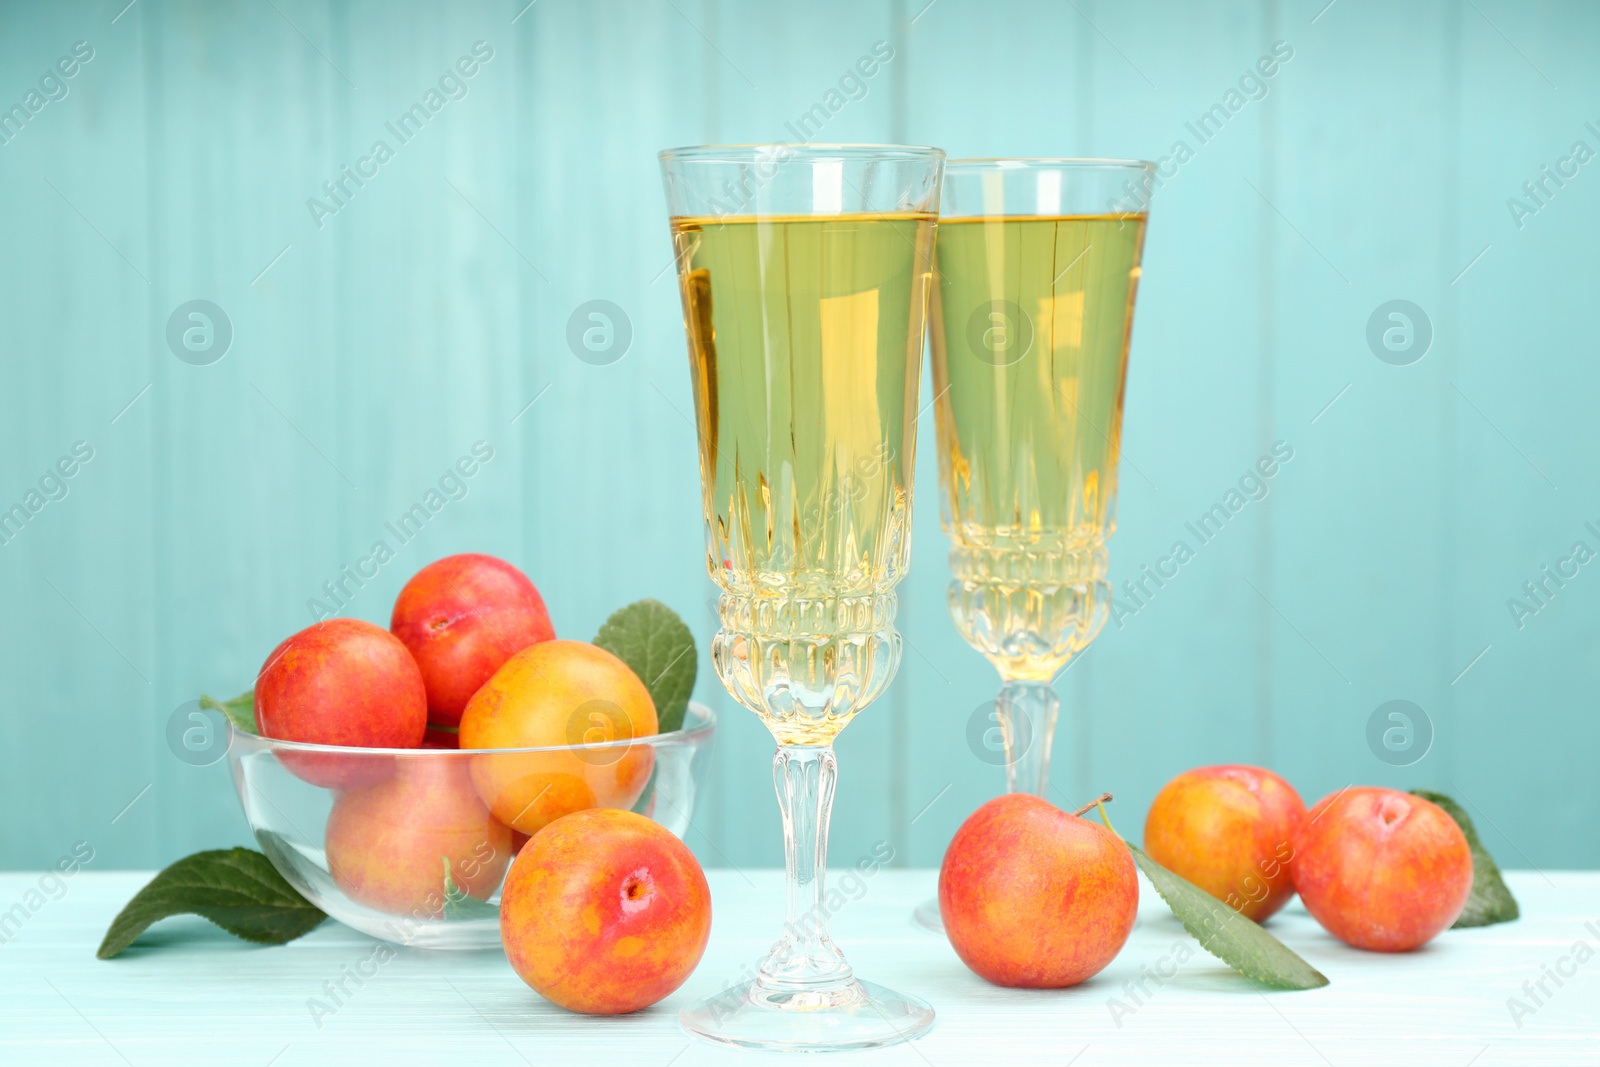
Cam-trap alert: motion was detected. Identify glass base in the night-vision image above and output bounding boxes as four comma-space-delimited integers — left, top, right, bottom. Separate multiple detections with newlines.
912, 895, 944, 934
680, 977, 935, 1052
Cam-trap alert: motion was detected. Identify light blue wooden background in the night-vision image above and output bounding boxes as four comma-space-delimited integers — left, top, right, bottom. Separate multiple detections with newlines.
2, 0, 1595, 875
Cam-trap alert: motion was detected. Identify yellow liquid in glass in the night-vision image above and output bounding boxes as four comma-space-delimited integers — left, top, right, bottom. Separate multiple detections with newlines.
929, 214, 1146, 680
671, 213, 936, 743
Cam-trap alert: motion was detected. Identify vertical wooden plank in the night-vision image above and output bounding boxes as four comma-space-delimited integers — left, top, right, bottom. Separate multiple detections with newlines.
0, 1, 159, 868
1065, 0, 1284, 838
511, 0, 722, 862
1259, 0, 1461, 824
1449, 0, 1600, 864
135, 0, 343, 869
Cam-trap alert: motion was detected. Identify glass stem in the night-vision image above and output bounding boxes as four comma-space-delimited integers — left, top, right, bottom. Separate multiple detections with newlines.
997, 680, 1060, 798
759, 745, 852, 990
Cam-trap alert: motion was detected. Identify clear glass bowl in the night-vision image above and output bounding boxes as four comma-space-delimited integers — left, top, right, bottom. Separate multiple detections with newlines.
227, 703, 715, 949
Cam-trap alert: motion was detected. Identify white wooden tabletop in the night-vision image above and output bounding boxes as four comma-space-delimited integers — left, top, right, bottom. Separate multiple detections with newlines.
1, 870, 1594, 1065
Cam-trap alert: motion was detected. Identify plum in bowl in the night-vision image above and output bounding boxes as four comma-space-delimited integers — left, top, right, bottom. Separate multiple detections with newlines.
226, 703, 715, 949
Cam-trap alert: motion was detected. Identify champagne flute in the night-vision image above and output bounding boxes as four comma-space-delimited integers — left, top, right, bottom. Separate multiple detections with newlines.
916, 158, 1154, 930
659, 143, 944, 1051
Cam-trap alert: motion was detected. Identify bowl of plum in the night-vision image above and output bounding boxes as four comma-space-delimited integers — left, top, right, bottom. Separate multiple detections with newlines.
220, 553, 714, 949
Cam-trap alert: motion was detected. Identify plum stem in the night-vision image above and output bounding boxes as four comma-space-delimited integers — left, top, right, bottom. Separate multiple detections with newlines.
1072, 792, 1113, 818
1094, 796, 1122, 839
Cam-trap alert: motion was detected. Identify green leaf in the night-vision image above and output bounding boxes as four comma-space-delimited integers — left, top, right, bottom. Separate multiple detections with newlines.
593, 599, 697, 733
97, 848, 324, 959
1410, 790, 1520, 928
441, 859, 499, 921
1127, 842, 1329, 990
200, 690, 257, 735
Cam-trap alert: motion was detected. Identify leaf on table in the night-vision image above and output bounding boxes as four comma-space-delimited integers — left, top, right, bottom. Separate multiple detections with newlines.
1127, 842, 1329, 990
1410, 789, 1520, 928
97, 848, 324, 959
441, 859, 499, 922
593, 599, 697, 733
201, 689, 257, 735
